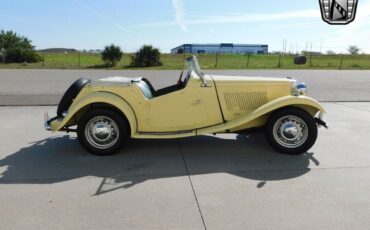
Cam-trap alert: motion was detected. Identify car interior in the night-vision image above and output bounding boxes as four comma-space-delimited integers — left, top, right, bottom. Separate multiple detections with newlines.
134, 71, 191, 99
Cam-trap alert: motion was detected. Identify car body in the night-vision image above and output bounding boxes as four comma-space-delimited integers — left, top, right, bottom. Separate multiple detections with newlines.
45, 56, 327, 155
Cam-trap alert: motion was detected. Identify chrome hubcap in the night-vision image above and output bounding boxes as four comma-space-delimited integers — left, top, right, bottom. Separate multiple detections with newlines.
85, 116, 119, 149
93, 123, 112, 141
273, 115, 308, 148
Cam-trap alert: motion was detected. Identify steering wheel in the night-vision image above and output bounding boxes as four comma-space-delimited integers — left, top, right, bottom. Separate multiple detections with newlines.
177, 70, 184, 85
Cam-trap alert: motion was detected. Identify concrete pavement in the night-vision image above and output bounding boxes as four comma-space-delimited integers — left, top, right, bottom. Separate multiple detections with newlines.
1, 103, 370, 229
1, 69, 370, 105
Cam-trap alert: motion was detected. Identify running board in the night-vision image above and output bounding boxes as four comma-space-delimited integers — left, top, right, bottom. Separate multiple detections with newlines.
134, 130, 196, 139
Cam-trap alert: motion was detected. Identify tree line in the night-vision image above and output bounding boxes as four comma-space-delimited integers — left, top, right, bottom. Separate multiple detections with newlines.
0, 30, 162, 67
0, 30, 364, 67
101, 44, 162, 67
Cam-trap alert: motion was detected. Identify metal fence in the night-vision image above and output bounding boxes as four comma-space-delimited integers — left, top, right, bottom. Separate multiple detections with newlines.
0, 52, 369, 70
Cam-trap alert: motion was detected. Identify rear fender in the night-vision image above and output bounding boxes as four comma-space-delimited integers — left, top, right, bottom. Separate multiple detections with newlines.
50, 92, 137, 136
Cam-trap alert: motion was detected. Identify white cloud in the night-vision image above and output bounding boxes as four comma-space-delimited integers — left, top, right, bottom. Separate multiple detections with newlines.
71, 0, 131, 33
326, 0, 370, 53
136, 1, 370, 53
171, 0, 187, 31
187, 10, 318, 25
138, 9, 318, 28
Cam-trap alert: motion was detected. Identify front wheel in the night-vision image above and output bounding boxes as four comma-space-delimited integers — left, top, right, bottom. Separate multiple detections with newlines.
77, 109, 129, 156
265, 107, 318, 155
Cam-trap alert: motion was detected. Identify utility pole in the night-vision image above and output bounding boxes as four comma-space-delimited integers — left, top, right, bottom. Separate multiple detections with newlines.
295, 42, 298, 54
290, 43, 294, 54
320, 37, 323, 54
284, 39, 288, 53
306, 41, 308, 53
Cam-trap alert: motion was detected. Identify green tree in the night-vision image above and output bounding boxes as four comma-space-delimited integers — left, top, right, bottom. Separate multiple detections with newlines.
0, 30, 41, 63
131, 45, 162, 67
348, 45, 360, 55
101, 44, 123, 66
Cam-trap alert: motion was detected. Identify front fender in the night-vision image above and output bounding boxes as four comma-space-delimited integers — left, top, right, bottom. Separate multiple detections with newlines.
197, 95, 325, 135
50, 91, 137, 136
253, 95, 325, 116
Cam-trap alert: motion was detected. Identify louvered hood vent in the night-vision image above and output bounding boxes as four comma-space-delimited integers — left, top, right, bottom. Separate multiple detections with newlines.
223, 91, 268, 111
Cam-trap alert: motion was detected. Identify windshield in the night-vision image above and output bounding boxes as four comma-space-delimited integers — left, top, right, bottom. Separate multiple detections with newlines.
185, 56, 202, 77
180, 55, 205, 85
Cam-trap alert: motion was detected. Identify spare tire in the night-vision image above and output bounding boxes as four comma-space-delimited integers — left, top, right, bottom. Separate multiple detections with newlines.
57, 78, 90, 117
294, 55, 307, 65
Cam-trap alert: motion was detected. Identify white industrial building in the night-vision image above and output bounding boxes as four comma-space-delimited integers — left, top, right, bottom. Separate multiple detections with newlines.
171, 43, 268, 54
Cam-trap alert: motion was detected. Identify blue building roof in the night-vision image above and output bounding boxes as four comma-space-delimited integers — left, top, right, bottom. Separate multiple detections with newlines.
172, 43, 268, 50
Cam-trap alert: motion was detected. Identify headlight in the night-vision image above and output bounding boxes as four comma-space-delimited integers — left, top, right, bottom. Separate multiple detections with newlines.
291, 81, 307, 96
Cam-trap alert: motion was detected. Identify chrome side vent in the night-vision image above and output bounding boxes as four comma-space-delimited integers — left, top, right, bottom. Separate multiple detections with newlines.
224, 92, 268, 111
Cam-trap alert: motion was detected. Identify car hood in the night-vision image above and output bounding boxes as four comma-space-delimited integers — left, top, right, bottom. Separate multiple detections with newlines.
209, 74, 293, 86
92, 76, 142, 87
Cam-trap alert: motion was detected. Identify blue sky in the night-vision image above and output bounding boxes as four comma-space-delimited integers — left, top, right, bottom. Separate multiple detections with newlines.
1, 0, 370, 53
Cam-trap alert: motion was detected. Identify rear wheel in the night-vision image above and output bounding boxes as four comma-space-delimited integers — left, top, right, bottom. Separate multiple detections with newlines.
77, 109, 129, 156
265, 107, 317, 155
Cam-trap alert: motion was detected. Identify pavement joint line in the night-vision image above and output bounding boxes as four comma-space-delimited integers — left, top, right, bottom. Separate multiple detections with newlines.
331, 102, 370, 112
178, 140, 207, 230
2, 165, 370, 183
0, 173, 191, 183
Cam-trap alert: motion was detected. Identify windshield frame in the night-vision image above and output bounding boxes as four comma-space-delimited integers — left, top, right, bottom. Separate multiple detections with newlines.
184, 55, 207, 86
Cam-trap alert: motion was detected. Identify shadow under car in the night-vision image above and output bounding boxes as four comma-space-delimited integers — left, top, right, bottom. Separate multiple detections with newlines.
0, 134, 319, 195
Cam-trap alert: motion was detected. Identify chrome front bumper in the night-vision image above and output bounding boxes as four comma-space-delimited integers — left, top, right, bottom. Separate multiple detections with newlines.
44, 112, 61, 131
315, 112, 329, 129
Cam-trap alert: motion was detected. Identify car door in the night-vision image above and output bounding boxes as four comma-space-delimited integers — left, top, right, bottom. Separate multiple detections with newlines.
140, 74, 223, 133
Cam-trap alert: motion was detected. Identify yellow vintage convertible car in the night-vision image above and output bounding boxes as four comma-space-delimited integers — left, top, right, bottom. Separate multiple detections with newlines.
45, 56, 327, 156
